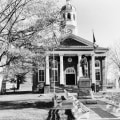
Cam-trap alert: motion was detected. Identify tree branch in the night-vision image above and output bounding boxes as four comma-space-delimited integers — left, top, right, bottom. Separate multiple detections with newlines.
0, 56, 16, 67
0, 51, 7, 61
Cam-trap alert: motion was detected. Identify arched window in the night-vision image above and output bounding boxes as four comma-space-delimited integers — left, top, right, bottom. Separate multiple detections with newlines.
95, 60, 100, 67
65, 67, 75, 74
95, 60, 101, 81
67, 13, 71, 20
50, 60, 58, 82
63, 13, 65, 19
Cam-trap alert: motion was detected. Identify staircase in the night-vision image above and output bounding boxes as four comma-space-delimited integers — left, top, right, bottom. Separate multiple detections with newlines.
50, 85, 97, 104
50, 85, 79, 93
50, 77, 97, 104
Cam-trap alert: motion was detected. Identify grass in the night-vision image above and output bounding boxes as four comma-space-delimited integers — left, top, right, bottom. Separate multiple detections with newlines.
0, 91, 120, 120
0, 94, 54, 120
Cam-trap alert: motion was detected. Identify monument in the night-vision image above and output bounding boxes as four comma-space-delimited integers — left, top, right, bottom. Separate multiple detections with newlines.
77, 55, 95, 102
80, 55, 88, 77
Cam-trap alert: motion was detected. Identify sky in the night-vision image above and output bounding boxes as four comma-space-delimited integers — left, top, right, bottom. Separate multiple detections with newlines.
59, 0, 120, 48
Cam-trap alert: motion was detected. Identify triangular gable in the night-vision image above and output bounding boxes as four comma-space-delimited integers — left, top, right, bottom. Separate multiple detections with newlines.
60, 38, 87, 46
60, 34, 93, 47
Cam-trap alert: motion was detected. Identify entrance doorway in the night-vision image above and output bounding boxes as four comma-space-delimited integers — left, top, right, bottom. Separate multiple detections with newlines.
65, 67, 76, 85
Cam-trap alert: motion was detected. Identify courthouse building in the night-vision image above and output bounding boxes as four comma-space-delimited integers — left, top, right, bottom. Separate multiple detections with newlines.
32, 0, 108, 92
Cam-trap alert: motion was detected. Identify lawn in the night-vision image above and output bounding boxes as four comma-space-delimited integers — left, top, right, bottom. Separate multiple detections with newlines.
0, 94, 54, 120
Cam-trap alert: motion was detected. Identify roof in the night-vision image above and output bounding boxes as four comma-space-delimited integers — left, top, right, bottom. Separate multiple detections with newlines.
61, 4, 76, 12
56, 34, 109, 53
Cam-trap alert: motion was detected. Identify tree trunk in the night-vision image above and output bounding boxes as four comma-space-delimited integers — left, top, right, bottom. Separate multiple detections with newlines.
0, 68, 4, 94
17, 79, 20, 89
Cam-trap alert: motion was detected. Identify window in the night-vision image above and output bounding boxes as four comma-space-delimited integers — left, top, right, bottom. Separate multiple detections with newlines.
51, 70, 58, 82
63, 13, 65, 19
65, 67, 75, 74
50, 60, 58, 82
95, 60, 100, 67
95, 60, 101, 81
73, 14, 75, 20
96, 69, 101, 80
85, 61, 88, 77
38, 68, 45, 82
67, 13, 71, 20
50, 60, 58, 69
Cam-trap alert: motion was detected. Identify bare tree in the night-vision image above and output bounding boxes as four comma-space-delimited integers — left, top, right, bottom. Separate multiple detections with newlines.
0, 0, 60, 66
0, 0, 64, 93
107, 43, 120, 85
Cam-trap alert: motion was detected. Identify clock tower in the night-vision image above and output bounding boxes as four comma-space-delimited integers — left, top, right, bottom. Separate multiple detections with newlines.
60, 0, 78, 35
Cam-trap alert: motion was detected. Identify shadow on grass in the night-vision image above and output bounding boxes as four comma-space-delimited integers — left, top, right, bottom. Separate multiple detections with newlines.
5, 91, 33, 95
0, 100, 54, 110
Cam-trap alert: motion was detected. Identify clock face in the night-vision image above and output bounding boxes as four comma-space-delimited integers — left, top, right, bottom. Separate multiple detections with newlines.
67, 29, 72, 34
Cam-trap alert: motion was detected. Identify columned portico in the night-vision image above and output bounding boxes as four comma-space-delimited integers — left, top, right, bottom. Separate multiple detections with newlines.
46, 55, 50, 85
15, 0, 109, 93
60, 54, 64, 85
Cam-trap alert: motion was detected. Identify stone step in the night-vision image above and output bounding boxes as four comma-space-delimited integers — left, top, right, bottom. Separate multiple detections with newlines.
50, 87, 92, 94
80, 99, 97, 104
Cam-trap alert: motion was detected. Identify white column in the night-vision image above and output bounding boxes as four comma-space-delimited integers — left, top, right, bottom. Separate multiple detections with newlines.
92, 54, 96, 84
46, 55, 50, 85
0, 58, 6, 93
60, 54, 64, 85
103, 58, 107, 90
77, 55, 82, 82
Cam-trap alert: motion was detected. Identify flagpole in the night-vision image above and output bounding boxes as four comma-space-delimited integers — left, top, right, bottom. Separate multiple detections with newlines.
52, 33, 56, 107
92, 30, 96, 93
52, 32, 58, 107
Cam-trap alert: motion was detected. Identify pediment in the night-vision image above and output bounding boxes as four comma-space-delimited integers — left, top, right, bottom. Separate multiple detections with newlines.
60, 34, 93, 47
60, 38, 87, 46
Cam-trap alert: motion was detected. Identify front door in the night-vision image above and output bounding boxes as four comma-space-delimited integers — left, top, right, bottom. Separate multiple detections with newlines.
65, 67, 76, 85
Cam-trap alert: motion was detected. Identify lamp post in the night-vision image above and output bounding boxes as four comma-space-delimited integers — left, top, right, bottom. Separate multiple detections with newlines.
52, 32, 58, 107
51, 17, 67, 106
93, 53, 96, 93
53, 48, 55, 95
52, 48, 56, 107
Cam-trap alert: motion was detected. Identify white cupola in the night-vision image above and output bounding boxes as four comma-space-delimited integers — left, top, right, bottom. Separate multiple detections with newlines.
60, 0, 78, 35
